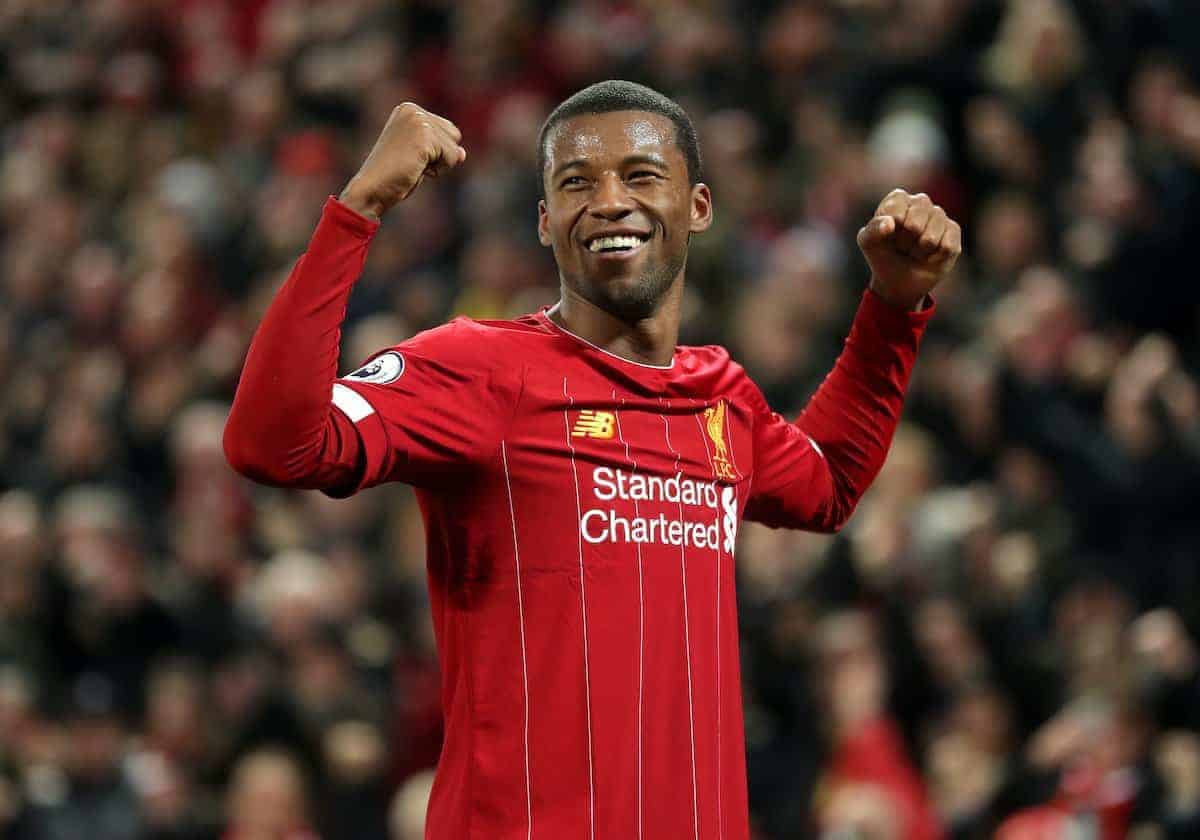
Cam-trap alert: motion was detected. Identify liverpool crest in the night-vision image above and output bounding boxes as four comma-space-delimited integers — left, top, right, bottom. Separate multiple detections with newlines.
703, 401, 738, 481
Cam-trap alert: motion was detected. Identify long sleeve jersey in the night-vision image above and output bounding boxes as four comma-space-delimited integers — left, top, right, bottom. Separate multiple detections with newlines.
224, 197, 934, 839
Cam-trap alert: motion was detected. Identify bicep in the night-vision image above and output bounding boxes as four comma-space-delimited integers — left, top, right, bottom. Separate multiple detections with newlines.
745, 407, 841, 531
321, 383, 389, 496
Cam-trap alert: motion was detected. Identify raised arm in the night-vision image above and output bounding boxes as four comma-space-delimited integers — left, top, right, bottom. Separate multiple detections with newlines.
223, 103, 467, 489
745, 190, 961, 531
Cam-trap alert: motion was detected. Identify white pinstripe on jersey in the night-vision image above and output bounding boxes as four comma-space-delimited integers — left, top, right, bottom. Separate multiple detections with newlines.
661, 400, 700, 840
612, 393, 645, 840
691, 400, 734, 840
562, 379, 596, 840
500, 442, 533, 839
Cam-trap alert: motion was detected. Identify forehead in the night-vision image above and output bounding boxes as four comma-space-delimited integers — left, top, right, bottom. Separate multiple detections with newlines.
544, 110, 681, 169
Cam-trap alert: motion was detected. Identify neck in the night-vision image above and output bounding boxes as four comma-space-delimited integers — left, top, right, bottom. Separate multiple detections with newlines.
548, 276, 683, 367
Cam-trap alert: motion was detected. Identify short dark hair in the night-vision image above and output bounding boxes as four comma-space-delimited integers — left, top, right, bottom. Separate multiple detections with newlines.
537, 80, 703, 190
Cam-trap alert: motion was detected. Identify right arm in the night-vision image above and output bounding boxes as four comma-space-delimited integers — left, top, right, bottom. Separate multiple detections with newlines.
222, 197, 377, 489
223, 103, 466, 491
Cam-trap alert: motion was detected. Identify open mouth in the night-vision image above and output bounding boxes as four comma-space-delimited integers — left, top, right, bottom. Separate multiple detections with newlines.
585, 233, 650, 254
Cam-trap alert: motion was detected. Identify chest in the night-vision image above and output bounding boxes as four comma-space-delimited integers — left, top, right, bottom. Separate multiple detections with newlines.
464, 371, 753, 575
511, 373, 751, 486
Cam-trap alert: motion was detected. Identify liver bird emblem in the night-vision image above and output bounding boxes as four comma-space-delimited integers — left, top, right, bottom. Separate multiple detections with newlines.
703, 401, 737, 481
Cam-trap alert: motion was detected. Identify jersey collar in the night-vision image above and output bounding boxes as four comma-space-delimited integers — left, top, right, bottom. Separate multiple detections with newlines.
535, 308, 677, 371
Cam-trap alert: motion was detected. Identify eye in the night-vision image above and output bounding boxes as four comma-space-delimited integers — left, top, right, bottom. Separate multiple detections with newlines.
560, 175, 588, 190
629, 170, 661, 182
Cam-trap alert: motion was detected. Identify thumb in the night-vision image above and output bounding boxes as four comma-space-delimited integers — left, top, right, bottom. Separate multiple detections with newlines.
856, 214, 896, 253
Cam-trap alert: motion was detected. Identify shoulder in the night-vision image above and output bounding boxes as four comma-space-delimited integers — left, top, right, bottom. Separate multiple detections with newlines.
341, 316, 545, 392
432, 312, 548, 342
676, 342, 735, 377
676, 343, 767, 407
384, 314, 549, 366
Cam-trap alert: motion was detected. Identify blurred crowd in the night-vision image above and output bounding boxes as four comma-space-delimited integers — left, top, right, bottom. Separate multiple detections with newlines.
1, 0, 1199, 837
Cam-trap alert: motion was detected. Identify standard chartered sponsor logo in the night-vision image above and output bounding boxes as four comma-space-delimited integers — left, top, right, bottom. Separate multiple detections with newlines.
581, 509, 722, 549
582, 466, 737, 553
592, 466, 720, 508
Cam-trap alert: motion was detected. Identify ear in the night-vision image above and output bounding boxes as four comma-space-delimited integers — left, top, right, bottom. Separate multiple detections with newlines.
689, 183, 713, 234
537, 199, 552, 247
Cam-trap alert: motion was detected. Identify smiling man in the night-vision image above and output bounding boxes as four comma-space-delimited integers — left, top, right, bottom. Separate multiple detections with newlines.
224, 81, 960, 839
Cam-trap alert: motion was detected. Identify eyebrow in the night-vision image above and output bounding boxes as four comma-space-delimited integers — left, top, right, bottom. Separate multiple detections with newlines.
550, 153, 671, 180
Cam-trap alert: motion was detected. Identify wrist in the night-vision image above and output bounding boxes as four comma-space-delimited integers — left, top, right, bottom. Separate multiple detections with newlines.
868, 279, 927, 313
338, 179, 386, 222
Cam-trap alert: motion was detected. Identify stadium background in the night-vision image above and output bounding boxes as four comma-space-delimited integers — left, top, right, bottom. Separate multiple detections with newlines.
1, 0, 1199, 837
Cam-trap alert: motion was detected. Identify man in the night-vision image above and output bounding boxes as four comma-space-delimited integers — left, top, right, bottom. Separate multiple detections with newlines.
224, 748, 318, 840
224, 80, 960, 838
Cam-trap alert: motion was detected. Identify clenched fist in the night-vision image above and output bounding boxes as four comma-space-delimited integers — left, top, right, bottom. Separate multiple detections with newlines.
857, 189, 962, 311
339, 103, 466, 221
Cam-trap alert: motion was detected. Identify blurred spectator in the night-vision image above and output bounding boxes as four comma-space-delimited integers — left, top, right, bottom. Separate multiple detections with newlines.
223, 749, 315, 840
388, 768, 433, 840
18, 675, 141, 840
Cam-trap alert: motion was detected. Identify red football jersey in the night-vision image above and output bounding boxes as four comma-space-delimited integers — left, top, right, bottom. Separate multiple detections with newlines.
225, 199, 933, 840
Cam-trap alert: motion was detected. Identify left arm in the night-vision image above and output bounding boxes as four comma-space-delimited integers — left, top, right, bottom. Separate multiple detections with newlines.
744, 190, 961, 531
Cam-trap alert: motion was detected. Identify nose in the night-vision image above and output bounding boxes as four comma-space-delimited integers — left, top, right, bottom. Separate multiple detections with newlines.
588, 172, 635, 220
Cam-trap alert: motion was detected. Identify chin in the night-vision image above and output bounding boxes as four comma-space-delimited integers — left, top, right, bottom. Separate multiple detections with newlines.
587, 275, 669, 322
569, 250, 685, 323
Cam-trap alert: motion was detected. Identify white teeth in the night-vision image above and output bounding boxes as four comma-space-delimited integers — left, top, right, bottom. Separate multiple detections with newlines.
588, 235, 644, 253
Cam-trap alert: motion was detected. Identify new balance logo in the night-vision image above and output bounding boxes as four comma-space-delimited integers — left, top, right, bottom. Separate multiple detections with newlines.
572, 410, 616, 439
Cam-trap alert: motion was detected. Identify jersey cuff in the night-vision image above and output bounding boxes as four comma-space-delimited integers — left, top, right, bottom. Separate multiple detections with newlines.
862, 286, 936, 321
324, 195, 382, 238
857, 287, 936, 344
